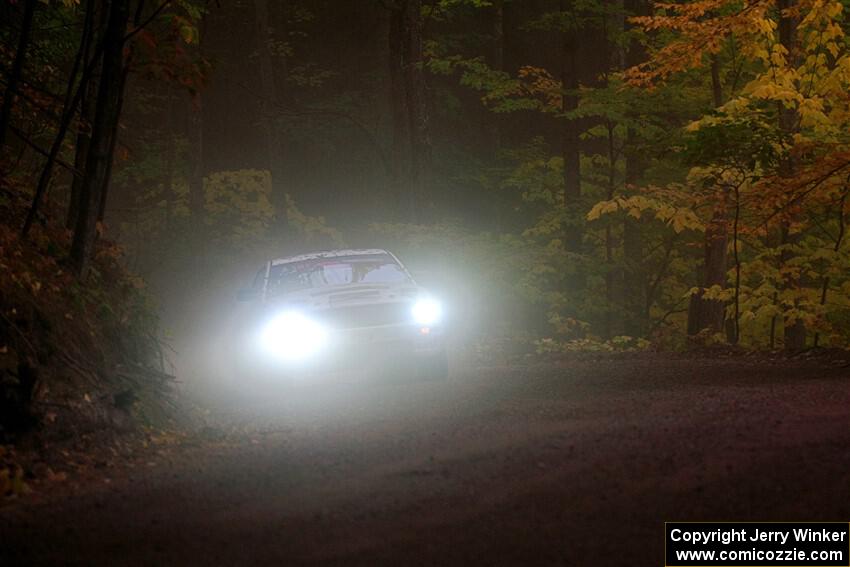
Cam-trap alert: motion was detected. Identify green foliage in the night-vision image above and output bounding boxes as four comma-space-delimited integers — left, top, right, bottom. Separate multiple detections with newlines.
204, 169, 275, 247
535, 335, 651, 354
120, 167, 342, 268
587, 195, 704, 233
428, 55, 541, 113
682, 112, 782, 172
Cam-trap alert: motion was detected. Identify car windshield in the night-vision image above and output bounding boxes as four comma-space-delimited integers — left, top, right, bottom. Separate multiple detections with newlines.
266, 254, 409, 295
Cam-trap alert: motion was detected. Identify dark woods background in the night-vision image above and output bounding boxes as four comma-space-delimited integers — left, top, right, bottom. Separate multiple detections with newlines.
3, 0, 850, 356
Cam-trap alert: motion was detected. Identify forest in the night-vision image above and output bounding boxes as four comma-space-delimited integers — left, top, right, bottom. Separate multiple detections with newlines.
5, 1, 850, 562
3, 0, 850, 394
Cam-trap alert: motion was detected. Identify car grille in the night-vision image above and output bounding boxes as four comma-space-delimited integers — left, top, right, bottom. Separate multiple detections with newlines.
318, 302, 412, 329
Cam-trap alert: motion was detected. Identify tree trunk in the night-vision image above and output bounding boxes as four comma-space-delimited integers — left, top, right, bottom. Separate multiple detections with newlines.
386, 1, 409, 217
813, 192, 847, 347
163, 90, 175, 232
781, 229, 806, 349
402, 0, 431, 223
68, 0, 107, 230
622, 133, 645, 337
488, 0, 504, 152
98, 0, 147, 224
777, 0, 806, 350
67, 75, 98, 230
686, 55, 729, 338
603, 122, 616, 339
686, 190, 730, 335
686, 192, 729, 337
188, 14, 206, 219
254, 0, 288, 227
488, 0, 505, 231
69, 0, 130, 277
491, 0, 504, 90
0, 0, 36, 155
188, 96, 205, 217
600, 5, 618, 339
622, 0, 649, 337
96, 59, 130, 223
559, 0, 581, 254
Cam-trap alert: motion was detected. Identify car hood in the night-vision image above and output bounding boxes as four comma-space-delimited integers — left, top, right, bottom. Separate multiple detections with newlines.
266, 282, 422, 312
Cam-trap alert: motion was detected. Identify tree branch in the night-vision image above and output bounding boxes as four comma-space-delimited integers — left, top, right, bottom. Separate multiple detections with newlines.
10, 125, 83, 177
123, 0, 172, 43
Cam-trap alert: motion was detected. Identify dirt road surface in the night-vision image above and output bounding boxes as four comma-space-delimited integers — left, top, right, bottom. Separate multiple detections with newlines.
2, 357, 850, 565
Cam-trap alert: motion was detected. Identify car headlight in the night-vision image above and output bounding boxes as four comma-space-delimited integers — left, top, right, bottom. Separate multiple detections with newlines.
412, 298, 442, 325
259, 311, 328, 360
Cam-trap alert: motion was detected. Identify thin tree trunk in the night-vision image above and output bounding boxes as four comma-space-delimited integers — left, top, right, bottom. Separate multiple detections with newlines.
490, 0, 504, 153
731, 184, 741, 344
768, 289, 779, 348
622, 152, 644, 337
488, 0, 504, 154
488, 0, 505, 231
96, 60, 130, 222
778, 0, 806, 349
403, 0, 430, 222
491, 0, 504, 73
68, 0, 109, 230
559, 0, 581, 254
622, 0, 648, 337
686, 192, 729, 336
188, 15, 206, 219
188, 96, 205, 217
387, 1, 408, 217
69, 0, 130, 277
603, 121, 616, 339
813, 191, 846, 347
254, 0, 288, 227
769, 225, 786, 349
686, 55, 729, 338
164, 90, 175, 232
600, 7, 617, 339
0, 0, 36, 154
67, 55, 99, 229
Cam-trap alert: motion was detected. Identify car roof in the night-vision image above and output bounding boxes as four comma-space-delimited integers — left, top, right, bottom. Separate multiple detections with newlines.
270, 249, 392, 266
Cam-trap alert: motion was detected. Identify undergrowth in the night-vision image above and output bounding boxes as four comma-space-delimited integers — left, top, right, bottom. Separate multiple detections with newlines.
0, 178, 176, 459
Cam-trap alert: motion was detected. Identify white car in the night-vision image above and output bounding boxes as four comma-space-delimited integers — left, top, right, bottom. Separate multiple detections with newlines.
236, 249, 448, 380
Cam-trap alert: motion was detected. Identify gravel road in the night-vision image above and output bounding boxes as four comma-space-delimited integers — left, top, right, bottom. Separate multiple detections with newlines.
2, 357, 850, 565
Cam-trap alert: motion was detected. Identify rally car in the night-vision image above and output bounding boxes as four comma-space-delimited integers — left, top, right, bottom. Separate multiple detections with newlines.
235, 248, 448, 380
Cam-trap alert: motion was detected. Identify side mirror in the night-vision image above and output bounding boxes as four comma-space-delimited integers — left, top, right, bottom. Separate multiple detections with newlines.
237, 288, 259, 302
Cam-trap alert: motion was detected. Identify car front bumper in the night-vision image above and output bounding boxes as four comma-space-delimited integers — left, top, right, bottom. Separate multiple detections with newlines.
244, 322, 446, 374
335, 323, 445, 355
